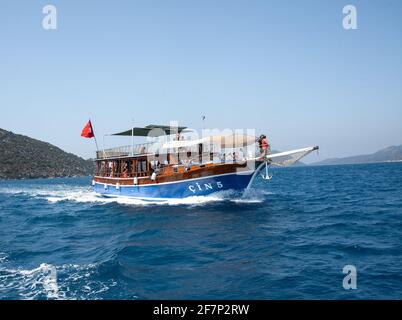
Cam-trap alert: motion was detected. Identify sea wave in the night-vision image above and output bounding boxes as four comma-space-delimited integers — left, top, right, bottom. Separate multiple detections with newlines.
0, 262, 116, 300
46, 191, 226, 206
1, 164, 402, 299
0, 184, 91, 198
0, 183, 267, 206
0, 253, 8, 264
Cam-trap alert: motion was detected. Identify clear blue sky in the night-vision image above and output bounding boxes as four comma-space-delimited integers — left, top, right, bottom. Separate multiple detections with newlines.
1, 0, 401, 162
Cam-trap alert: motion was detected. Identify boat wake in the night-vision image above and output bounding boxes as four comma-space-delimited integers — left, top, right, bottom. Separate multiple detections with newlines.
0, 184, 270, 206
47, 191, 226, 206
0, 257, 116, 300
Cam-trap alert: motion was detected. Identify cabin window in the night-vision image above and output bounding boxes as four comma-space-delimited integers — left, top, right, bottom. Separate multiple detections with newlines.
132, 159, 136, 176
121, 160, 130, 178
103, 161, 108, 176
98, 161, 106, 176
137, 160, 141, 174
111, 161, 119, 177
136, 158, 149, 176
141, 160, 147, 173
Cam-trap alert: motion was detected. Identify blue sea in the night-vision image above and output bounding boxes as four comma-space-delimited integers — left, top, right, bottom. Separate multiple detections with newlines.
0, 163, 401, 300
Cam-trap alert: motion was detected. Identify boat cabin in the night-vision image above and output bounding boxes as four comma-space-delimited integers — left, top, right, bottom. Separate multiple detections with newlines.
94, 124, 258, 186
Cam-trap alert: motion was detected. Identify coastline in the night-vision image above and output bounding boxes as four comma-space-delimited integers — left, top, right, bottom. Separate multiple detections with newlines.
0, 175, 93, 182
2, 161, 402, 181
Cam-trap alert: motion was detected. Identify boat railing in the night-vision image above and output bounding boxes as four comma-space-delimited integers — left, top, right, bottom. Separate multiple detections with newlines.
96, 142, 155, 159
97, 143, 261, 161
95, 149, 265, 178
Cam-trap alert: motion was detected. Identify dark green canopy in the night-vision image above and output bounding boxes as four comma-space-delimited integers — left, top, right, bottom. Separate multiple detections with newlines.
112, 124, 189, 137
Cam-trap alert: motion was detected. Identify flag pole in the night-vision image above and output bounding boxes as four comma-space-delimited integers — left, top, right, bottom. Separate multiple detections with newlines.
94, 136, 100, 152
131, 118, 134, 156
201, 115, 206, 136
89, 118, 99, 152
102, 134, 108, 158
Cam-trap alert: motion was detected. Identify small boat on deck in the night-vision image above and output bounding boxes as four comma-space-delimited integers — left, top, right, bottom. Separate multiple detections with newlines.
92, 124, 318, 200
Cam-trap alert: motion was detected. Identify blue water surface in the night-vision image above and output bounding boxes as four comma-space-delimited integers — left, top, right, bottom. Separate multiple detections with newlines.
0, 163, 401, 299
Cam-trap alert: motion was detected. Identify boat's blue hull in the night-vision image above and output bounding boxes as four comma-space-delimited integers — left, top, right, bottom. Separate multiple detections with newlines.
93, 171, 256, 199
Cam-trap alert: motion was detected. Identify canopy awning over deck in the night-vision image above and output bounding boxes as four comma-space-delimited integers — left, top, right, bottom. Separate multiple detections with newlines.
162, 134, 257, 149
112, 124, 189, 137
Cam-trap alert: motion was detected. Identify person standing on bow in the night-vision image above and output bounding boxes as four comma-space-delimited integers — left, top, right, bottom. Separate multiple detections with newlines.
258, 134, 270, 158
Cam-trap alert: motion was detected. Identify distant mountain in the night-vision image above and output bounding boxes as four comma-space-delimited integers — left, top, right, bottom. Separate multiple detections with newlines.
311, 145, 402, 166
0, 128, 95, 179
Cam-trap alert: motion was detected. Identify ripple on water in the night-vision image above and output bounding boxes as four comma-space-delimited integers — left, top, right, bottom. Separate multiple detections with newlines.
0, 165, 401, 299
0, 261, 117, 300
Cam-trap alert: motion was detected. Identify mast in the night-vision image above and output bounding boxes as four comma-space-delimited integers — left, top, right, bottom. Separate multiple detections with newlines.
131, 118, 134, 156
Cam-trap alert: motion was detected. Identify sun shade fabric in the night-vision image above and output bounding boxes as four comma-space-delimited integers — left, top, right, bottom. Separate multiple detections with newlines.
162, 134, 257, 149
112, 125, 189, 137
206, 134, 257, 148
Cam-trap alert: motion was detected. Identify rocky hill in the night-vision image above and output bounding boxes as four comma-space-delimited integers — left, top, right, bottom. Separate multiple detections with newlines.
312, 145, 402, 166
0, 128, 95, 179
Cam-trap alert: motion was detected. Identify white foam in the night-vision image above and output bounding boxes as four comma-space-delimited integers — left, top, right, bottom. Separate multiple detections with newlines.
0, 185, 91, 199
0, 263, 64, 300
0, 253, 7, 263
0, 262, 114, 300
0, 183, 270, 206
0, 183, 226, 206
47, 192, 225, 206
230, 188, 274, 204
231, 198, 264, 204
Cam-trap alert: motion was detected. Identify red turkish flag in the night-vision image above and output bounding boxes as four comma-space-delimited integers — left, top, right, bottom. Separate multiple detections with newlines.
81, 120, 95, 138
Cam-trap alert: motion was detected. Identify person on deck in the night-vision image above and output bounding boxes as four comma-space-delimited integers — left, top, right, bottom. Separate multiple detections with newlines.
108, 161, 113, 177
258, 134, 270, 158
122, 162, 129, 178
151, 155, 161, 173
